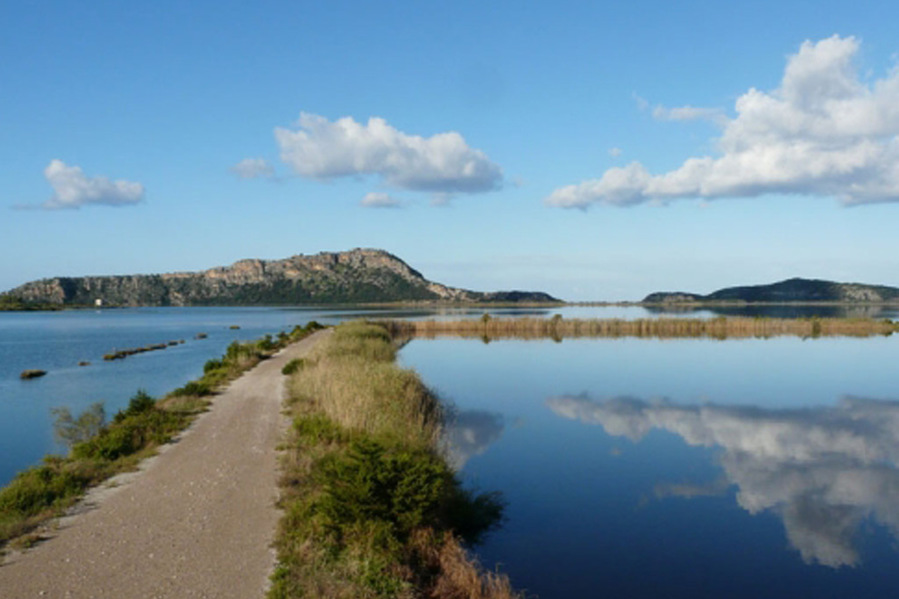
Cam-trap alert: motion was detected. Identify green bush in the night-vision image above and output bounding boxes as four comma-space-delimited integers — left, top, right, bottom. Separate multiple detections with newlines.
257, 334, 277, 351
0, 465, 87, 516
318, 438, 452, 539
73, 409, 183, 462
74, 424, 137, 461
282, 358, 305, 376
113, 390, 156, 423
203, 358, 224, 373
170, 380, 214, 397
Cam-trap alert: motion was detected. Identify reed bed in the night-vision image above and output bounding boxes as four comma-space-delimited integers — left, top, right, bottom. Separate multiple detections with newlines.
273, 321, 519, 599
383, 316, 898, 341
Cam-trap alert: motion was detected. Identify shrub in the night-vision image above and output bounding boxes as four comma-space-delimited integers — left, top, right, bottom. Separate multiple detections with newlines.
318, 438, 453, 539
73, 424, 138, 461
0, 464, 87, 516
73, 409, 183, 461
282, 358, 305, 376
114, 389, 156, 423
257, 334, 277, 351
170, 380, 214, 397
203, 358, 225, 373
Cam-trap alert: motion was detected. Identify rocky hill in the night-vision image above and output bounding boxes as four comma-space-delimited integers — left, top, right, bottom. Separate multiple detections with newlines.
2, 249, 559, 307
643, 277, 899, 304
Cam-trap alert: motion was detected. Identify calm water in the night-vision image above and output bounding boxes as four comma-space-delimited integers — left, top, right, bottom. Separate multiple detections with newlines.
5, 305, 899, 597
0, 304, 662, 486
401, 336, 899, 598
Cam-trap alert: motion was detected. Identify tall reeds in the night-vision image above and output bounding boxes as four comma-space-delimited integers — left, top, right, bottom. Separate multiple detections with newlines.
383, 315, 897, 341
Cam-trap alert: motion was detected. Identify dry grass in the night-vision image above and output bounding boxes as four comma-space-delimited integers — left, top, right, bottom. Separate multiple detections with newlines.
383, 315, 898, 341
411, 530, 521, 599
289, 357, 440, 449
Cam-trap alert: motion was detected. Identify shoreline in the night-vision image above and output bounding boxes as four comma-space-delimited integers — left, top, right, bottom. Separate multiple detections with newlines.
0, 327, 327, 598
0, 323, 324, 550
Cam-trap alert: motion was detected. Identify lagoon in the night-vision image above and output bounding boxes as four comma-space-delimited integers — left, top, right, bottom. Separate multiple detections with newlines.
5, 304, 899, 597
0, 303, 668, 487
401, 336, 899, 598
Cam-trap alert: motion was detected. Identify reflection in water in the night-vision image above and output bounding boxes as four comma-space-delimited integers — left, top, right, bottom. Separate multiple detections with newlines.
547, 394, 899, 568
644, 303, 899, 320
441, 409, 505, 471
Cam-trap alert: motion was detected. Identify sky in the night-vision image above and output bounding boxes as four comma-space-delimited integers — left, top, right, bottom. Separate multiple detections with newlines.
3, 0, 899, 301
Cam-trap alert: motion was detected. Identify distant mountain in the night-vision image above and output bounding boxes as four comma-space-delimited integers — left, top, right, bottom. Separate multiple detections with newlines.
2, 249, 558, 307
643, 277, 899, 304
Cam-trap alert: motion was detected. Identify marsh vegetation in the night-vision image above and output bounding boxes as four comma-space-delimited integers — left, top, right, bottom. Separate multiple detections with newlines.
272, 321, 519, 599
384, 315, 898, 341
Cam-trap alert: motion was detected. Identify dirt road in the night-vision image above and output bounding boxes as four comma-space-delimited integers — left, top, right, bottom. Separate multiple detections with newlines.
0, 330, 329, 599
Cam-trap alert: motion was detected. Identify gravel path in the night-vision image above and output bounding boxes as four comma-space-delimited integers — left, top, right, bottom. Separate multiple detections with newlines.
0, 330, 329, 599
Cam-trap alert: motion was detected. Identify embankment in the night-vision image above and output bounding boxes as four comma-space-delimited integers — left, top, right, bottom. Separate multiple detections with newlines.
272, 321, 520, 599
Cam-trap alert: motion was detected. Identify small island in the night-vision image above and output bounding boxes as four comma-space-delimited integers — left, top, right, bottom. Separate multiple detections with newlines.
19, 369, 47, 380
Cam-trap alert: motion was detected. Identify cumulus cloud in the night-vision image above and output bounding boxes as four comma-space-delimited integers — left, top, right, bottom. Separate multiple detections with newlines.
230, 157, 275, 180
608, 147, 623, 158
547, 36, 899, 208
548, 393, 899, 567
38, 160, 144, 209
360, 192, 402, 208
274, 113, 503, 194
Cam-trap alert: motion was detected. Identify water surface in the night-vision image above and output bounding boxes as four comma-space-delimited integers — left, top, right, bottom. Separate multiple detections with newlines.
401, 336, 899, 598
0, 303, 674, 486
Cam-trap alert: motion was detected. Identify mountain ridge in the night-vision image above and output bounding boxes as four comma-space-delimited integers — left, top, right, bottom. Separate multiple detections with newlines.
643, 277, 899, 304
3, 249, 559, 307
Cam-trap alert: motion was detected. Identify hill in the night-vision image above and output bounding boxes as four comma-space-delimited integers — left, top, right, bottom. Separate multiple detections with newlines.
643, 277, 899, 304
2, 249, 559, 307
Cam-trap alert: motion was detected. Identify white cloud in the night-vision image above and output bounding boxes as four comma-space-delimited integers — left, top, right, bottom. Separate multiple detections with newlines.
548, 393, 899, 567
360, 192, 402, 208
41, 160, 144, 209
548, 36, 899, 208
230, 157, 275, 180
274, 113, 503, 194
608, 147, 623, 158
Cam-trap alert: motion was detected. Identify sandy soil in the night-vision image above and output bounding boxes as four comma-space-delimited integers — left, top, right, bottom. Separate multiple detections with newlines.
0, 329, 330, 599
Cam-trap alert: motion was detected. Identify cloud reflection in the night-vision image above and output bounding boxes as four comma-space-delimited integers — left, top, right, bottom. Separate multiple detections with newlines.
547, 394, 899, 568
441, 409, 505, 471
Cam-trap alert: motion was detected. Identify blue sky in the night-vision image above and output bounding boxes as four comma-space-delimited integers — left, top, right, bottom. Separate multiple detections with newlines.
3, 1, 899, 301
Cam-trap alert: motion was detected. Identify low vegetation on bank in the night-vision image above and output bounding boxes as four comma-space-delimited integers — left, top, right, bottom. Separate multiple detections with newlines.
0, 296, 65, 312
0, 321, 324, 551
272, 321, 519, 599
384, 315, 899, 341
